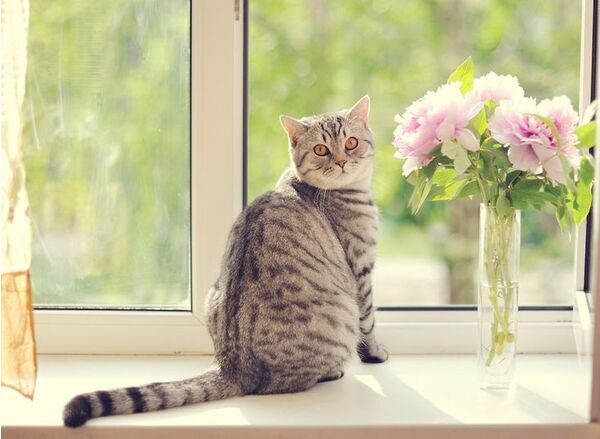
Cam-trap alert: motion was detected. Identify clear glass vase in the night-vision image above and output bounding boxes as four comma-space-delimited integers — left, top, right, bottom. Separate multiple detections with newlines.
478, 203, 520, 389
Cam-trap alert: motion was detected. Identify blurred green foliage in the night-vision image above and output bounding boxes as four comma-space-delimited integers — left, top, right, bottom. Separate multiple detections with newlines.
25, 0, 190, 306
24, 0, 581, 306
249, 0, 581, 304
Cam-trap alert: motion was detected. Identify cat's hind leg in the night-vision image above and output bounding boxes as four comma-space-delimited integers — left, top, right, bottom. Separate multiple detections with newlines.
256, 372, 320, 395
317, 369, 344, 383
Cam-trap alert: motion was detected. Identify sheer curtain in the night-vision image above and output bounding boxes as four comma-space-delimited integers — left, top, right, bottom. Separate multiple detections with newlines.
1, 0, 36, 399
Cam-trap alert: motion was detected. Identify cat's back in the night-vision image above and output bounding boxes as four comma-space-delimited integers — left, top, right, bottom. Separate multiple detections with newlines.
215, 177, 348, 292
209, 179, 358, 387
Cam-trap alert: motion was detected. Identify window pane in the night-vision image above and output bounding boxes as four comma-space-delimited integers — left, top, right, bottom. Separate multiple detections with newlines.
249, 0, 580, 305
25, 0, 191, 307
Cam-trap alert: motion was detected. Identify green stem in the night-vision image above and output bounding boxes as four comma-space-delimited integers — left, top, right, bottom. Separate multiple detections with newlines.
482, 208, 517, 368
486, 319, 498, 366
469, 158, 489, 205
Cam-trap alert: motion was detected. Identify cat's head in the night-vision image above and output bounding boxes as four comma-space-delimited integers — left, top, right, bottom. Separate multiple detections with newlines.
280, 96, 374, 190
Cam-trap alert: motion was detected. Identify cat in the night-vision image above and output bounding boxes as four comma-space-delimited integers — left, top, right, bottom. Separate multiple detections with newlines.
63, 95, 388, 427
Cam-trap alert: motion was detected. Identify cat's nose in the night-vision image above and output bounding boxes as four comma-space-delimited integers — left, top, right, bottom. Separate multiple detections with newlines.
335, 160, 347, 169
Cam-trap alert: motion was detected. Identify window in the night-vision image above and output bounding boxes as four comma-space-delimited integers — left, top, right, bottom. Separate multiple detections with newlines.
248, 0, 584, 307
25, 0, 191, 308
33, 0, 243, 354
30, 0, 594, 355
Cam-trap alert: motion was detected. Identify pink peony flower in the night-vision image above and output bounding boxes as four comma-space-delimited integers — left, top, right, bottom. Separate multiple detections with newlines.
488, 96, 580, 184
472, 72, 525, 103
537, 95, 579, 150
393, 82, 483, 176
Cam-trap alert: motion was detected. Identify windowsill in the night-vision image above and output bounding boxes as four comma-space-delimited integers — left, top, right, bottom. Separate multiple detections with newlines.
1, 354, 594, 438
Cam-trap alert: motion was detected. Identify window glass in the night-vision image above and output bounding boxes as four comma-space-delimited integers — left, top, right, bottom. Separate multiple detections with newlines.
249, 0, 581, 305
25, 0, 191, 307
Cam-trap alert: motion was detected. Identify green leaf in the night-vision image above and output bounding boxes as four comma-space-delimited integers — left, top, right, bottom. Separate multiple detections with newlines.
429, 165, 477, 201
509, 195, 530, 210
408, 179, 425, 213
406, 157, 440, 187
496, 190, 511, 218
406, 170, 421, 186
428, 168, 460, 201
487, 148, 511, 169
408, 175, 433, 215
580, 155, 595, 185
431, 180, 465, 201
408, 159, 468, 213
480, 137, 497, 150
431, 168, 458, 186
406, 171, 419, 186
510, 178, 553, 209
478, 150, 497, 181
557, 154, 577, 193
555, 204, 572, 232
513, 179, 543, 192
470, 108, 487, 136
573, 178, 592, 224
543, 182, 563, 199
447, 56, 474, 94
572, 157, 594, 224
430, 174, 481, 201
539, 182, 563, 207
485, 99, 498, 112
575, 122, 596, 149
528, 113, 562, 149
488, 181, 499, 204
422, 156, 440, 178
428, 144, 442, 157
455, 180, 479, 198
506, 170, 523, 188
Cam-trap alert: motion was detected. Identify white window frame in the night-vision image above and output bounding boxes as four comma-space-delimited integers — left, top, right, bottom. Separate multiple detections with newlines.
35, 0, 241, 355
574, 0, 597, 358
34, 0, 596, 355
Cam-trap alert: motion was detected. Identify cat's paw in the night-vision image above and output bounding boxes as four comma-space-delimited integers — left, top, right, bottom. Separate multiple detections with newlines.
357, 342, 389, 363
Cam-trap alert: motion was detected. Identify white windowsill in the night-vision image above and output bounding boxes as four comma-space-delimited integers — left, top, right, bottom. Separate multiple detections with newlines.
1, 354, 595, 438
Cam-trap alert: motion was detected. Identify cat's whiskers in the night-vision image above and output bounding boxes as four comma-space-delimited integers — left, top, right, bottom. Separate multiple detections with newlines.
323, 166, 334, 177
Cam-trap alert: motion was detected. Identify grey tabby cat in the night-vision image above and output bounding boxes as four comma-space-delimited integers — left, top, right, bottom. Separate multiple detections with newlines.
63, 95, 387, 428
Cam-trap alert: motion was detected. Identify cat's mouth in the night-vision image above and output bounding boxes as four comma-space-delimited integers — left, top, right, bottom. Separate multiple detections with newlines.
332, 168, 349, 178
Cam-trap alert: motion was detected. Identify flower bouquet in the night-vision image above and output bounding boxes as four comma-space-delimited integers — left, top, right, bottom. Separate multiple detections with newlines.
392, 57, 596, 388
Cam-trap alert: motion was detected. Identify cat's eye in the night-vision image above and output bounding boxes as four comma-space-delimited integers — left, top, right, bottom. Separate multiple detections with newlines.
345, 137, 358, 150
313, 144, 330, 156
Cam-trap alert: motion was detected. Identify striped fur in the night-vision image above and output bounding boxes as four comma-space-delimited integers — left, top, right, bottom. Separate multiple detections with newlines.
63, 96, 387, 427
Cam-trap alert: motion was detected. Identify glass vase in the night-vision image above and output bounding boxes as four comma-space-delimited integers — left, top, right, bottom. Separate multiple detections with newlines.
478, 203, 520, 389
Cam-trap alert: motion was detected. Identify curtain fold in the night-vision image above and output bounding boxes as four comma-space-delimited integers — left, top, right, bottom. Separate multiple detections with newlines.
1, 0, 36, 399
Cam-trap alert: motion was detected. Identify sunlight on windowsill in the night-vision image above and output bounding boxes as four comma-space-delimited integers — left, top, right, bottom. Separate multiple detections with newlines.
1, 354, 591, 430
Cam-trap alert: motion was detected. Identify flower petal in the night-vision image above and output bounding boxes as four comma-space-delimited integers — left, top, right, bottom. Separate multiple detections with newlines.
507, 144, 541, 173
435, 117, 455, 141
441, 139, 458, 159
454, 147, 471, 174
532, 144, 566, 184
457, 129, 480, 151
401, 155, 432, 176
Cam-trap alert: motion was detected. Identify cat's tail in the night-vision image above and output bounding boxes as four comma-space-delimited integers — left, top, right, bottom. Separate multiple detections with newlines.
63, 366, 241, 428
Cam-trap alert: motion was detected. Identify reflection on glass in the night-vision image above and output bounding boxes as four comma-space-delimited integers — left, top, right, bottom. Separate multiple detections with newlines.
25, 1, 191, 307
249, 0, 580, 305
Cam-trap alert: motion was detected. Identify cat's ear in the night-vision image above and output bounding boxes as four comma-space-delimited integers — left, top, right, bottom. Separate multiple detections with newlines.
280, 115, 308, 145
347, 95, 370, 124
